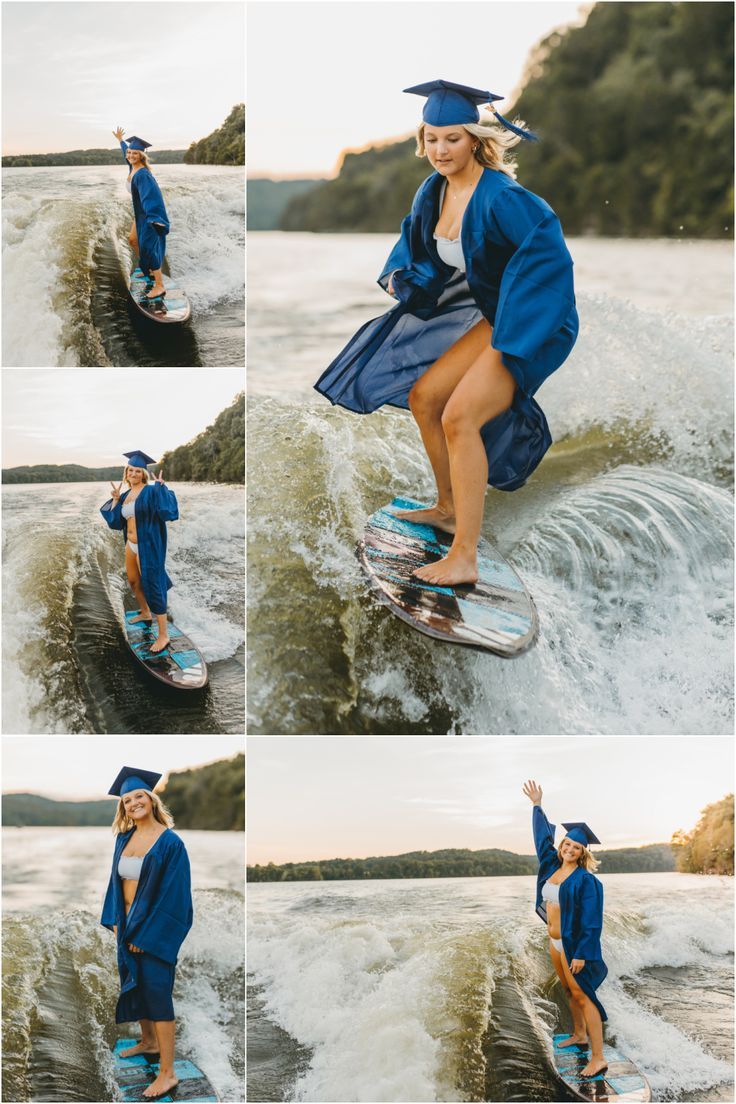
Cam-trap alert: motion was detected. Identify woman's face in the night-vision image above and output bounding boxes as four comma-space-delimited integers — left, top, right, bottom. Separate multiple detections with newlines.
126, 149, 142, 166
423, 125, 476, 176
560, 837, 584, 863
127, 466, 144, 485
122, 789, 153, 821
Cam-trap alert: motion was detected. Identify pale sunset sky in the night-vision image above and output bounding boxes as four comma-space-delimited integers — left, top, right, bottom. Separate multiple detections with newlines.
247, 737, 734, 864
248, 0, 589, 176
2, 1, 244, 155
2, 368, 243, 467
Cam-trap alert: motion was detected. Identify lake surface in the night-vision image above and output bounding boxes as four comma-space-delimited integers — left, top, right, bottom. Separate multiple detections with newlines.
2, 482, 245, 734
248, 234, 733, 735
2, 165, 244, 366
2, 826, 244, 1103
248, 873, 734, 1103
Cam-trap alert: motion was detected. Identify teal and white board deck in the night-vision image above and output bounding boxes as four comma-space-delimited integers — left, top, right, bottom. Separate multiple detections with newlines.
358, 497, 538, 656
552, 1034, 652, 1102
112, 1038, 219, 1101
123, 605, 208, 690
128, 271, 191, 324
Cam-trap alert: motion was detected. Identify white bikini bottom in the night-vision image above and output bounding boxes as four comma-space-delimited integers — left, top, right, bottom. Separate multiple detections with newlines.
127, 539, 138, 555
549, 936, 563, 952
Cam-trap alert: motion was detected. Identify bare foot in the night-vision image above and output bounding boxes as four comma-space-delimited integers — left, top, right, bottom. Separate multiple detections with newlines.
145, 284, 166, 300
149, 636, 170, 655
581, 1057, 608, 1078
393, 504, 456, 534
142, 1072, 179, 1099
558, 1034, 589, 1048
130, 612, 153, 624
413, 549, 478, 586
120, 1040, 159, 1058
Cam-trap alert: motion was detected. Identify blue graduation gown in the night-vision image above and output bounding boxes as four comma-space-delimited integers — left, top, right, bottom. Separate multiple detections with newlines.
314, 168, 578, 491
131, 167, 170, 275
101, 828, 193, 1023
100, 482, 179, 615
532, 805, 608, 1022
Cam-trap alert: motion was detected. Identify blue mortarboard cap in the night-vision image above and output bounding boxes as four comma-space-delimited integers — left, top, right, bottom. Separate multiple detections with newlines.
562, 822, 601, 847
403, 78, 539, 141
124, 450, 156, 468
126, 136, 151, 151
404, 79, 501, 126
108, 765, 162, 797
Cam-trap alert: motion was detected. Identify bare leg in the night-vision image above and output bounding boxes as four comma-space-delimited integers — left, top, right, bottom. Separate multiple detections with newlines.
120, 1019, 159, 1057
394, 318, 492, 533
125, 543, 153, 622
549, 941, 589, 1046
142, 1020, 178, 1098
129, 219, 139, 256
560, 954, 606, 1076
150, 613, 170, 655
413, 342, 516, 586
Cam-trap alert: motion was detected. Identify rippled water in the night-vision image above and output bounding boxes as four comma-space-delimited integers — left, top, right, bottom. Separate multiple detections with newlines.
248, 873, 734, 1103
247, 234, 733, 735
2, 166, 244, 366
2, 482, 245, 734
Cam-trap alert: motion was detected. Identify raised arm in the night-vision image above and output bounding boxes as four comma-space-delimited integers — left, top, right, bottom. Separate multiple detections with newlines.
113, 126, 128, 165
522, 779, 558, 865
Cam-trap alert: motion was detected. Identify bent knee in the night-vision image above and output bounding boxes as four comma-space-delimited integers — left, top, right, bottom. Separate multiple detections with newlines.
441, 403, 476, 438
408, 378, 443, 417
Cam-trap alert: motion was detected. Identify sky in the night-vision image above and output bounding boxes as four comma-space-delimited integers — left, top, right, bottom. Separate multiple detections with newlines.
248, 0, 589, 176
1, 735, 244, 800
1, 368, 243, 467
2, 1, 244, 155
247, 736, 734, 864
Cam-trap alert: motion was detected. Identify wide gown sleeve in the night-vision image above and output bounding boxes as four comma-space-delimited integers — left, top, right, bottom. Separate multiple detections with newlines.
100, 496, 125, 530
120, 139, 129, 165
148, 481, 179, 522
488, 188, 576, 371
101, 864, 116, 930
532, 805, 558, 865
131, 842, 193, 963
132, 170, 170, 232
573, 875, 604, 961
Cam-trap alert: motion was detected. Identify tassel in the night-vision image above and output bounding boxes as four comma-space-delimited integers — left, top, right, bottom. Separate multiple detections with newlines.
492, 108, 540, 142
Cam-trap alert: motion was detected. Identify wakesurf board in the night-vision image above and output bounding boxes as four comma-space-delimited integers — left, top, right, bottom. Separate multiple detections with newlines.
112, 1038, 219, 1102
552, 1034, 651, 1102
123, 603, 208, 690
358, 496, 538, 656
128, 270, 191, 325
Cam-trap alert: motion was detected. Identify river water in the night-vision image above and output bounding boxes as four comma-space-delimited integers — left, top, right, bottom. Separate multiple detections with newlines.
2, 165, 244, 366
247, 873, 733, 1103
2, 826, 244, 1103
1, 482, 245, 734
247, 233, 733, 735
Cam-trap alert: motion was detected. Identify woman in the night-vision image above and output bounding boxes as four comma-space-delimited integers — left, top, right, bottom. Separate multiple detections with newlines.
100, 450, 178, 655
101, 766, 193, 1101
112, 126, 170, 302
522, 778, 608, 1079
315, 79, 578, 586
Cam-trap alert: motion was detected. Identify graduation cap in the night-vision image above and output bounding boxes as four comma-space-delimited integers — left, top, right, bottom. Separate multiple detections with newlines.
124, 450, 156, 469
562, 822, 601, 847
109, 765, 162, 797
403, 78, 539, 142
126, 136, 151, 151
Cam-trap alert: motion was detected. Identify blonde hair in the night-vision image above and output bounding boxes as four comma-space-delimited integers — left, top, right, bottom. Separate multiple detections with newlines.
112, 789, 175, 835
557, 841, 601, 873
416, 111, 530, 180
123, 465, 149, 485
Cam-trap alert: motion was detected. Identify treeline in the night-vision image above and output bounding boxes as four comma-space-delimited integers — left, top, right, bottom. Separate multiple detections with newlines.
672, 795, 734, 875
160, 391, 244, 483
2, 464, 122, 484
281, 2, 733, 238
2, 754, 244, 831
247, 843, 676, 882
185, 104, 244, 165
2, 149, 186, 167
247, 177, 322, 230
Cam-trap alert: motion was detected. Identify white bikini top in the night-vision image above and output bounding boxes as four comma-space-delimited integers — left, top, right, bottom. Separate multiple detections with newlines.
121, 498, 135, 519
118, 854, 144, 880
542, 880, 560, 904
433, 180, 467, 273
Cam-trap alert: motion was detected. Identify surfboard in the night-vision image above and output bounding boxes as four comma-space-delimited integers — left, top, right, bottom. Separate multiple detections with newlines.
128, 270, 191, 325
123, 604, 208, 690
552, 1034, 652, 1102
357, 497, 538, 656
112, 1038, 219, 1102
